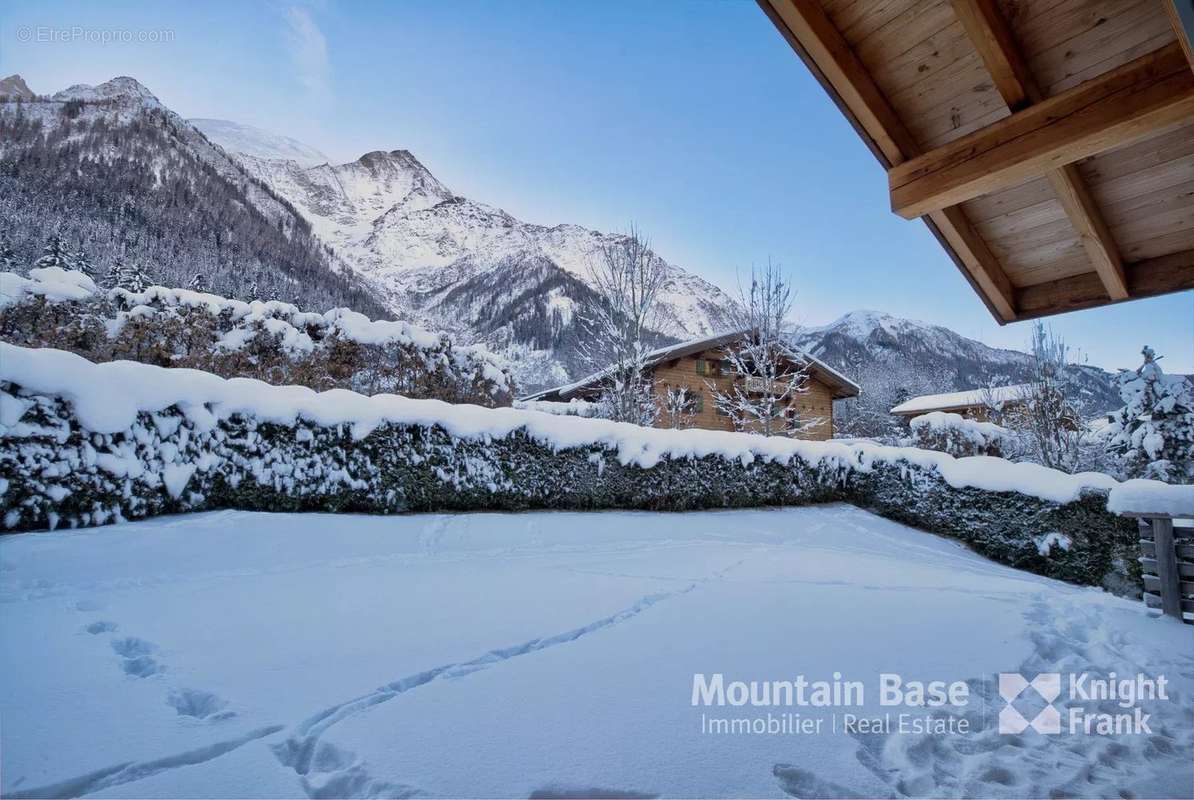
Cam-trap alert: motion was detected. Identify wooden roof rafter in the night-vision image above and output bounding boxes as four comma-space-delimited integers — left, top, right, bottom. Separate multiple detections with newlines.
949, 0, 1128, 300
758, 0, 1018, 322
758, 0, 1194, 324
888, 44, 1194, 221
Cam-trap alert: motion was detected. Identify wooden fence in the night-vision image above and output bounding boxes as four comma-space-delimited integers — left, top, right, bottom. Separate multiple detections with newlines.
1132, 513, 1194, 623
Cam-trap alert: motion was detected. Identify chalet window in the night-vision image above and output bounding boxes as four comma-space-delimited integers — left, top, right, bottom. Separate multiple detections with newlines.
690, 390, 704, 414
694, 359, 709, 376
718, 360, 734, 376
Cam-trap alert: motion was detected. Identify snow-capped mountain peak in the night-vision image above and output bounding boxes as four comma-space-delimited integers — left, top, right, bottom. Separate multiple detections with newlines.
196, 119, 741, 387
805, 309, 938, 340
792, 309, 1121, 435
53, 76, 163, 109
0, 74, 34, 100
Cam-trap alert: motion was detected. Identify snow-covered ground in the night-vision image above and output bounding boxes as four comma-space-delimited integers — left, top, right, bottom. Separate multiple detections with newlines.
1, 505, 1191, 799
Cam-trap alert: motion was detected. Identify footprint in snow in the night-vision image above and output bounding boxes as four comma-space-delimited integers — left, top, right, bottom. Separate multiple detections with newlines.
122, 655, 165, 678
111, 637, 156, 658
112, 637, 165, 677
167, 688, 236, 721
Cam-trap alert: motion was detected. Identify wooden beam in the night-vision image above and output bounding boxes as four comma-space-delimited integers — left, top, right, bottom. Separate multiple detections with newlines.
759, 0, 1017, 321
950, 0, 1036, 111
1015, 249, 1194, 319
1168, 0, 1194, 73
1045, 166, 1128, 299
889, 43, 1194, 220
760, 0, 916, 166
951, 0, 1129, 300
927, 206, 1015, 318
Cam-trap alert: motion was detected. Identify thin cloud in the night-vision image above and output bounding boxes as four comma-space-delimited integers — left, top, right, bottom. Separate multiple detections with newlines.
283, 5, 331, 110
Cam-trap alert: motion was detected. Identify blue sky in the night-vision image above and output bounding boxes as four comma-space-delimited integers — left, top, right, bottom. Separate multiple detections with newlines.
2, 0, 1190, 372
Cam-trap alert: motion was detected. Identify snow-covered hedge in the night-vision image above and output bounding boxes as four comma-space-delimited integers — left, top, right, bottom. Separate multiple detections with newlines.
513, 398, 600, 418
0, 268, 513, 406
6, 344, 1194, 589
910, 411, 1012, 458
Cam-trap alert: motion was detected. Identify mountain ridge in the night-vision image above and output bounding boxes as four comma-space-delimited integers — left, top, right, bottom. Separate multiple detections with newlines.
0, 76, 1127, 410
794, 309, 1122, 436
194, 117, 741, 386
0, 75, 386, 316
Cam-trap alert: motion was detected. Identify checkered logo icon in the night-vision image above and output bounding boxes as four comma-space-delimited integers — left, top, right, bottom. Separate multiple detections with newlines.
998, 673, 1065, 735
998, 673, 1062, 734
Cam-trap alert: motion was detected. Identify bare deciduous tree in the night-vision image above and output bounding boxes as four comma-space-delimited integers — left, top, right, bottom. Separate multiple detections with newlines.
659, 384, 698, 429
710, 260, 817, 437
582, 225, 668, 425
1003, 322, 1086, 471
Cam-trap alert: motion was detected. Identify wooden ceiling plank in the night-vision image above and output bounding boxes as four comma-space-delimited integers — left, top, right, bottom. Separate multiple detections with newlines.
889, 42, 1194, 220
759, 0, 1017, 322
950, 0, 1129, 299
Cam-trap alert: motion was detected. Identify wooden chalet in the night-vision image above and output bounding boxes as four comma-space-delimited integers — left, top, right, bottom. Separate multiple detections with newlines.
523, 330, 861, 439
889, 383, 1032, 420
758, 0, 1194, 323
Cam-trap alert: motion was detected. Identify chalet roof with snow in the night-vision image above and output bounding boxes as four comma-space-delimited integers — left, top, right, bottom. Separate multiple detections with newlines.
522, 328, 862, 402
889, 383, 1032, 418
758, 0, 1194, 324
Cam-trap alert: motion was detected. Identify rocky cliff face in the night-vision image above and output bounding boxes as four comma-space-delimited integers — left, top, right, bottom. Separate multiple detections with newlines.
0, 76, 386, 316
196, 121, 740, 387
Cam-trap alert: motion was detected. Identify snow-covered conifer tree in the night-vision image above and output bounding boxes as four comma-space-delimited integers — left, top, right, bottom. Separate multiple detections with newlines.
72, 245, 97, 277
32, 235, 72, 271
103, 260, 122, 289
1106, 346, 1194, 483
115, 260, 152, 293
0, 234, 18, 274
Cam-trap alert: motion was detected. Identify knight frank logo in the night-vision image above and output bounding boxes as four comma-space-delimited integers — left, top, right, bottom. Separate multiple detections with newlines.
998, 673, 1061, 734
998, 672, 1169, 735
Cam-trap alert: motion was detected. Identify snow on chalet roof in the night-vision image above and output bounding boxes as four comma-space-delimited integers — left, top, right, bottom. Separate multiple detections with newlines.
522, 329, 861, 402
890, 384, 1033, 417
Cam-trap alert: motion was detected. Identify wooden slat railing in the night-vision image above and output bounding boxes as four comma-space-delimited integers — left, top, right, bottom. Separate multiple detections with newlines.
1131, 513, 1194, 623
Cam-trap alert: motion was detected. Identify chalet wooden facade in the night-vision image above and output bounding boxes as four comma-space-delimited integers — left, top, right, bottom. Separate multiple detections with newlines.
759, 0, 1194, 323
524, 330, 861, 439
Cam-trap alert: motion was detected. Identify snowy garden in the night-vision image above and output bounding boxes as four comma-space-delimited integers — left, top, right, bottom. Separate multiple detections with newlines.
3, 4, 1192, 790
3, 506, 1193, 799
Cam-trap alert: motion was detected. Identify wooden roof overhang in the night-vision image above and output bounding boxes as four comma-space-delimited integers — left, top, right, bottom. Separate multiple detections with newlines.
759, 0, 1194, 323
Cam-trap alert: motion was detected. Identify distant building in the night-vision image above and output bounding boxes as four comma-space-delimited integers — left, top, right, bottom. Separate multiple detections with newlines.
523, 329, 860, 440
889, 384, 1032, 423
